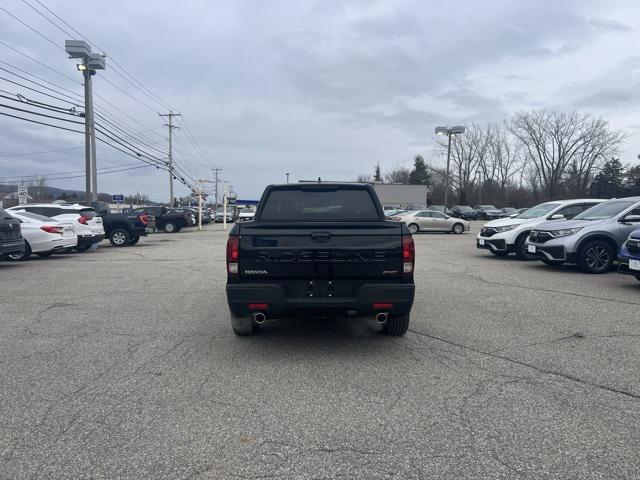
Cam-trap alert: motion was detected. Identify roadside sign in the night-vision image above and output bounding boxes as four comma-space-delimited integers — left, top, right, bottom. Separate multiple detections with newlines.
17, 187, 28, 205
227, 196, 237, 205
112, 194, 124, 203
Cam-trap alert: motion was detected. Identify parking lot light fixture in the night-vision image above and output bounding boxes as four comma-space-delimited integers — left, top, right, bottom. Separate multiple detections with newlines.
435, 125, 465, 208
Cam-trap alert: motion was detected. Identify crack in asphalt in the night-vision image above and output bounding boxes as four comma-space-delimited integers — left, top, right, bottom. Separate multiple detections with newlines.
406, 329, 640, 400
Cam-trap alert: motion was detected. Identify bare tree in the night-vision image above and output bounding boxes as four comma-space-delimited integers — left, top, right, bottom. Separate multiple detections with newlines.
488, 123, 523, 201
384, 167, 411, 184
356, 174, 373, 183
436, 123, 493, 204
510, 111, 625, 197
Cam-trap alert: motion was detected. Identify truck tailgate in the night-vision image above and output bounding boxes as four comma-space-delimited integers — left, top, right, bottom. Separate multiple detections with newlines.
238, 222, 403, 280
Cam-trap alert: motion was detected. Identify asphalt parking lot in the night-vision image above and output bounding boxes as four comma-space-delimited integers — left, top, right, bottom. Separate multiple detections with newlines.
1, 223, 639, 479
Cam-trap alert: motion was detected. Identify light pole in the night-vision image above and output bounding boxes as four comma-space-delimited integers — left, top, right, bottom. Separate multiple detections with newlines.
286, 172, 290, 183
435, 125, 465, 208
65, 40, 105, 203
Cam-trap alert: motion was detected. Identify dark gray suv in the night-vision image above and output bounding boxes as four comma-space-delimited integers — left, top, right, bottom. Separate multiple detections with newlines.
525, 197, 640, 273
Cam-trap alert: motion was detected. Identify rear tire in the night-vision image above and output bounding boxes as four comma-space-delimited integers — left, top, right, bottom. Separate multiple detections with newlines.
452, 223, 464, 234
163, 222, 176, 233
36, 251, 53, 258
408, 223, 419, 234
635, 275, 640, 282
8, 242, 31, 261
382, 314, 410, 336
109, 228, 130, 247
128, 235, 140, 246
75, 245, 92, 252
490, 250, 509, 257
578, 240, 614, 274
230, 313, 259, 336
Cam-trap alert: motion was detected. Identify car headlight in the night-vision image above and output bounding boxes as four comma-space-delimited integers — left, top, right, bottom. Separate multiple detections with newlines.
549, 227, 582, 238
493, 225, 517, 233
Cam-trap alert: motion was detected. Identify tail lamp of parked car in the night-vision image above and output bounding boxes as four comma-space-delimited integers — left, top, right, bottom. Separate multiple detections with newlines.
402, 235, 415, 276
40, 225, 63, 235
137, 214, 149, 226
77, 216, 89, 225
226, 235, 239, 275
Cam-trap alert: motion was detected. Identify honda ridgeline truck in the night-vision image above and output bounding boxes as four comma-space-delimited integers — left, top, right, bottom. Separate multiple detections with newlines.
225, 183, 415, 336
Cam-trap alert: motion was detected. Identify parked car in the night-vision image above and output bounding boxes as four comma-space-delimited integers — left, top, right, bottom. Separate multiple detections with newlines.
132, 206, 189, 233
215, 210, 234, 223
0, 208, 25, 261
477, 199, 604, 259
5, 210, 77, 260
525, 197, 640, 273
226, 182, 415, 336
428, 205, 455, 216
237, 207, 256, 222
515, 207, 529, 215
168, 207, 197, 226
91, 202, 150, 247
397, 210, 469, 234
385, 209, 407, 218
501, 207, 519, 216
474, 205, 506, 220
9, 203, 104, 251
617, 229, 640, 281
450, 205, 478, 220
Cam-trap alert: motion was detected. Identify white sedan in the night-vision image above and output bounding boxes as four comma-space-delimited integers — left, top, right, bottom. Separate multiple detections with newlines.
6, 210, 77, 260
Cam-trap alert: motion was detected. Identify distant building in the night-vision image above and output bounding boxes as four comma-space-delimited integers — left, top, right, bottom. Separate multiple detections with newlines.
372, 184, 428, 208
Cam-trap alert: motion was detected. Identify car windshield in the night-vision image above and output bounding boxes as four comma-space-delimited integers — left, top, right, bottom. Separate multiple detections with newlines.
480, 205, 497, 210
574, 200, 637, 221
457, 206, 474, 212
516, 202, 560, 219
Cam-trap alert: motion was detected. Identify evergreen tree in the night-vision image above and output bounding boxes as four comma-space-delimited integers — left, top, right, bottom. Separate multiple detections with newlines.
590, 158, 625, 197
625, 165, 640, 196
374, 163, 382, 182
408, 155, 432, 185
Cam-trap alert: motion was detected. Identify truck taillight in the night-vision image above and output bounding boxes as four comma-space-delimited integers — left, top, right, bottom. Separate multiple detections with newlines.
227, 236, 239, 274
402, 235, 414, 274
41, 225, 63, 234
77, 216, 89, 225
138, 214, 149, 226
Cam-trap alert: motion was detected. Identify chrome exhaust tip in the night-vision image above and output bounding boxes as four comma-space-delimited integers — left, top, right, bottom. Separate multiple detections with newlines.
252, 312, 266, 324
375, 312, 389, 324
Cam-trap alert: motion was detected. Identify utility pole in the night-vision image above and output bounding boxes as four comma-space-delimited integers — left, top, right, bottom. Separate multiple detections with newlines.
160, 112, 181, 207
195, 178, 216, 230
211, 167, 222, 208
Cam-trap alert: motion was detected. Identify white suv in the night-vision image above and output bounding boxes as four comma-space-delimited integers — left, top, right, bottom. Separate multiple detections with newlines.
476, 199, 604, 259
9, 203, 105, 251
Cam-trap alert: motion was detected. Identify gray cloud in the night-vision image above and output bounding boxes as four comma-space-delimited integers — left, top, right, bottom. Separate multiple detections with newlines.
1, 0, 639, 199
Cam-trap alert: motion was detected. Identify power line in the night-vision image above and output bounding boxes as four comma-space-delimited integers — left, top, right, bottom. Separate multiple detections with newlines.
0, 110, 83, 133
0, 102, 83, 124
20, 0, 74, 38
0, 164, 153, 183
0, 40, 80, 85
0, 145, 82, 157
0, 162, 138, 178
0, 5, 66, 53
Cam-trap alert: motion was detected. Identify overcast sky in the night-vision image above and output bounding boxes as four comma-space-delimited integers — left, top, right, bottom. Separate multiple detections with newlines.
1, 0, 640, 201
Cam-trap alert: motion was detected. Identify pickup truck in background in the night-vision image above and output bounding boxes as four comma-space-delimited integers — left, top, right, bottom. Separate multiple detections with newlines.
91, 202, 150, 247
225, 182, 415, 336
132, 206, 189, 233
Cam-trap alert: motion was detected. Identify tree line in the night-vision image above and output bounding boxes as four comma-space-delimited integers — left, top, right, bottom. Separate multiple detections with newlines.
359, 110, 635, 207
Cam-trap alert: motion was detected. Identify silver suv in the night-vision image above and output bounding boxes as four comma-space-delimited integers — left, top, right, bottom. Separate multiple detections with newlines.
525, 197, 640, 273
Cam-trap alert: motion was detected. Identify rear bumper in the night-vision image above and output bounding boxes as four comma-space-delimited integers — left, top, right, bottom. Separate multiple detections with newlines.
226, 282, 415, 317
0, 239, 25, 259
77, 234, 105, 246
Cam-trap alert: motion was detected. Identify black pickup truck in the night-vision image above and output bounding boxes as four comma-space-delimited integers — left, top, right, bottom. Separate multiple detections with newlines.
91, 202, 149, 247
225, 183, 415, 336
0, 208, 25, 261
132, 206, 189, 233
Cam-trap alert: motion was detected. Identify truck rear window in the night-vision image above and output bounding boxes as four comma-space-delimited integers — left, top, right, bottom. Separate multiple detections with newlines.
259, 188, 380, 221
